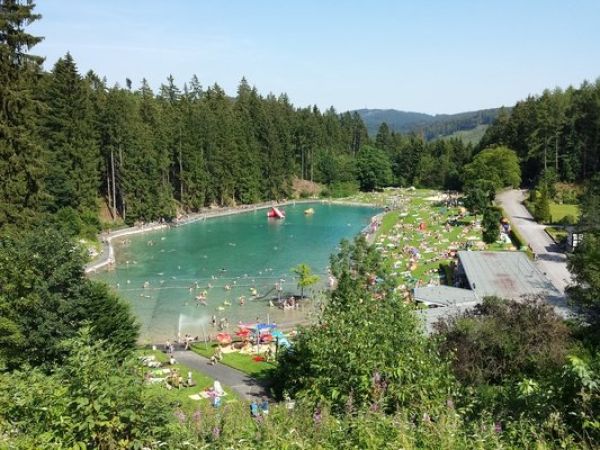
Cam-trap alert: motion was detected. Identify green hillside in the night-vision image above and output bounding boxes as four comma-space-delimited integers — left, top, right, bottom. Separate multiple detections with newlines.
355, 107, 502, 140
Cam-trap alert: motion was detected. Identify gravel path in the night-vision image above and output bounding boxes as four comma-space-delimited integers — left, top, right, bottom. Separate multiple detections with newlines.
496, 189, 572, 315
173, 350, 270, 401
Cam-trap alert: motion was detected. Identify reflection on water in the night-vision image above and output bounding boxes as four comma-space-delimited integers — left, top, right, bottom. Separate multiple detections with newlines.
93, 202, 378, 342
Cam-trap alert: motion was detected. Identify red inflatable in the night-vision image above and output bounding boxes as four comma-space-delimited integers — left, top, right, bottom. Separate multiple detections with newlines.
267, 207, 285, 219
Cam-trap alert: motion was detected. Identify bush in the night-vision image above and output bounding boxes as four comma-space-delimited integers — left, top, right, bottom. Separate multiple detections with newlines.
434, 296, 571, 385
0, 329, 172, 448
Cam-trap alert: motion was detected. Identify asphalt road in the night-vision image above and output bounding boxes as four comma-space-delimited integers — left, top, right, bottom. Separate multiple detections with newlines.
173, 350, 270, 401
496, 189, 573, 315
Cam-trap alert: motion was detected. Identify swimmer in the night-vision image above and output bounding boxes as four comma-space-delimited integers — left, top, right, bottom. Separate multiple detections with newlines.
224, 285, 231, 291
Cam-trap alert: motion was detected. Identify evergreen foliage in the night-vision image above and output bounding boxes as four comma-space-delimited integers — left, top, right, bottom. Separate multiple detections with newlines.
479, 82, 600, 185
0, 228, 138, 370
0, 0, 46, 230
568, 178, 600, 321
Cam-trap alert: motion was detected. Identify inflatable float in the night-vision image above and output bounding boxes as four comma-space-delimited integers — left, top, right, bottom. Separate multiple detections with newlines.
267, 207, 285, 219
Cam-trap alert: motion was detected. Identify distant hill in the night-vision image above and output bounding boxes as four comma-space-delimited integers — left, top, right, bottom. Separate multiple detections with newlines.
354, 107, 504, 143
435, 124, 490, 146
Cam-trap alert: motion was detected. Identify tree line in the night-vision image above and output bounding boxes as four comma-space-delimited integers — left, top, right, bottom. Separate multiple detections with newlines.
478, 81, 600, 185
0, 0, 478, 236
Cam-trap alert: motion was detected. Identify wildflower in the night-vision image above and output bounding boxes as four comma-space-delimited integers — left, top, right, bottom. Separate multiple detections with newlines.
494, 421, 502, 433
174, 409, 186, 424
192, 409, 202, 428
212, 426, 221, 440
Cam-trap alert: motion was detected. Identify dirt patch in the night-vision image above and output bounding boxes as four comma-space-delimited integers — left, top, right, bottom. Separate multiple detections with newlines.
291, 177, 322, 198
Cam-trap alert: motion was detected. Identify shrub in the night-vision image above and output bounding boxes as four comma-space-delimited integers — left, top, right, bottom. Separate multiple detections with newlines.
434, 296, 571, 385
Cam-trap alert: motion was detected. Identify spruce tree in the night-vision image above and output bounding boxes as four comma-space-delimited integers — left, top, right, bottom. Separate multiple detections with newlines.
41, 53, 100, 216
0, 0, 46, 230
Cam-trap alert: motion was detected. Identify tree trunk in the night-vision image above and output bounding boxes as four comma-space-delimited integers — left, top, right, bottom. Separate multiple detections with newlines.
110, 149, 117, 221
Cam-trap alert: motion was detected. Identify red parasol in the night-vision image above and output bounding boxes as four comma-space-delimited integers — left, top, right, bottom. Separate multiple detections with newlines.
260, 333, 273, 343
216, 332, 232, 344
236, 328, 251, 336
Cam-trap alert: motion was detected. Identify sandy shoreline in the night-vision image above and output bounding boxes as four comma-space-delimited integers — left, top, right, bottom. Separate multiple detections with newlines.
85, 198, 381, 274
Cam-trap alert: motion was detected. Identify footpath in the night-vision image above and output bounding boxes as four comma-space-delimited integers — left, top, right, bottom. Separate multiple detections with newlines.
173, 350, 270, 401
497, 189, 573, 317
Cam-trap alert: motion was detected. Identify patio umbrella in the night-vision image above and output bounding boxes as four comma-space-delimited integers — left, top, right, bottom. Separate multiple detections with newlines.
216, 332, 232, 345
260, 333, 273, 343
235, 328, 251, 340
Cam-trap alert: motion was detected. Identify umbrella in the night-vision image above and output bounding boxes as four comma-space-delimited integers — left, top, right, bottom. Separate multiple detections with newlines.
216, 332, 232, 345
260, 333, 273, 343
235, 328, 251, 340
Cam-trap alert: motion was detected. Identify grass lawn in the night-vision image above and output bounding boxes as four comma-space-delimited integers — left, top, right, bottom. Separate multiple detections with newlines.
549, 202, 580, 223
191, 343, 276, 380
136, 349, 238, 413
362, 188, 520, 290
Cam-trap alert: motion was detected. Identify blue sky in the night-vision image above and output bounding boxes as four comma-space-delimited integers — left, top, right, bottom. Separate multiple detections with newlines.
30, 0, 600, 114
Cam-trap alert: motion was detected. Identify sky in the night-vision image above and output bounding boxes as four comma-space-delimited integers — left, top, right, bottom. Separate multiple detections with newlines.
29, 0, 600, 115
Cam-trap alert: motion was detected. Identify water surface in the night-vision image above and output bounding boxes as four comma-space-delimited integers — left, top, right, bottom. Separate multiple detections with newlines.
94, 202, 378, 342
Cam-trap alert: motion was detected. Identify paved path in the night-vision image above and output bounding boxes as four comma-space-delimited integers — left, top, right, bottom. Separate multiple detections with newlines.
496, 189, 572, 315
173, 350, 270, 401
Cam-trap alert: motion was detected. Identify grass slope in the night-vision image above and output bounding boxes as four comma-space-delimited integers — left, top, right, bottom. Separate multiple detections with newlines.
137, 349, 238, 412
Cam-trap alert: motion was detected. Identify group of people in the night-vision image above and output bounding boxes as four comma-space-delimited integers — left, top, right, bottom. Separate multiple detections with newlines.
165, 334, 199, 355
250, 398, 270, 418
269, 296, 300, 310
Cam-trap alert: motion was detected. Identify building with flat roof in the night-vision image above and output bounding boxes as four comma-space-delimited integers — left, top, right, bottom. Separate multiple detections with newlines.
416, 251, 561, 332
455, 251, 559, 299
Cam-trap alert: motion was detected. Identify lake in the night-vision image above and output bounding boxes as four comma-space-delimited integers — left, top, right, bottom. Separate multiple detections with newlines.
93, 202, 379, 342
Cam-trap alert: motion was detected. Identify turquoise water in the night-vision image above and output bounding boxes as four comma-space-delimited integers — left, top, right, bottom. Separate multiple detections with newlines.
93, 202, 378, 342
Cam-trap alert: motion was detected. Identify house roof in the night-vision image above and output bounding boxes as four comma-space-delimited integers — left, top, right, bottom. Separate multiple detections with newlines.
413, 285, 478, 307
457, 251, 558, 300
